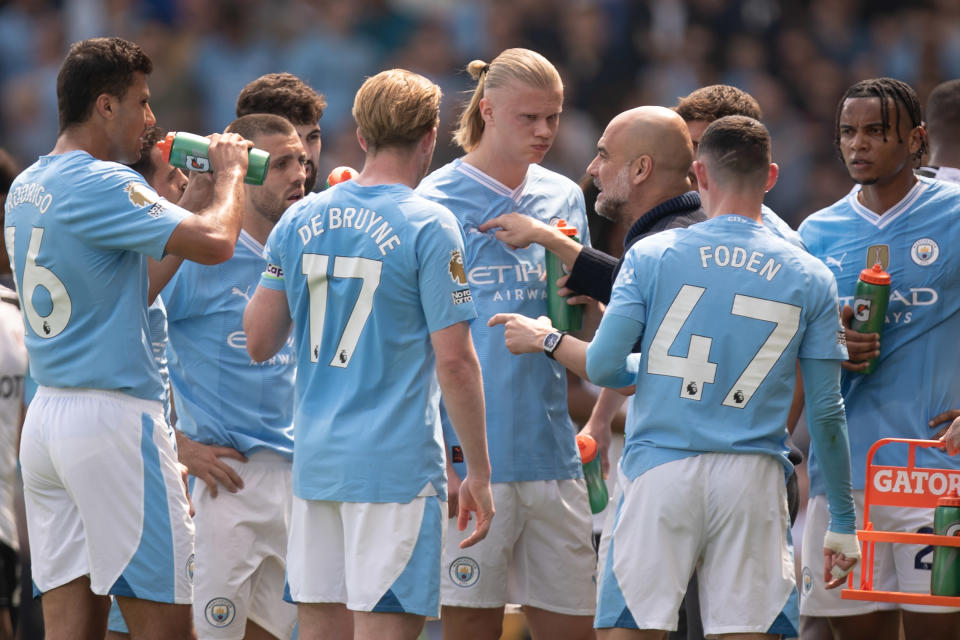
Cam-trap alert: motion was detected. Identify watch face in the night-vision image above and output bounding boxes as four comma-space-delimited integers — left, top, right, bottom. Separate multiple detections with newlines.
544, 332, 560, 351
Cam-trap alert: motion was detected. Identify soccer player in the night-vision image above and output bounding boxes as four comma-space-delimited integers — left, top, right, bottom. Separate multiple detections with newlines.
106, 124, 190, 640
243, 68, 494, 640
587, 115, 859, 639
416, 48, 596, 640
917, 79, 960, 184
4, 37, 251, 639
162, 113, 304, 640
0, 149, 19, 290
798, 78, 960, 640
236, 73, 326, 193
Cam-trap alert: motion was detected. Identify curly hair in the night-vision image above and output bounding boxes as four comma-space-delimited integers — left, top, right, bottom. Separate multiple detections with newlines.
236, 73, 326, 125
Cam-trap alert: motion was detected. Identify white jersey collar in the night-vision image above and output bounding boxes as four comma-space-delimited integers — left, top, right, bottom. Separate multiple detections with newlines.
455, 159, 528, 201
846, 178, 929, 229
238, 229, 264, 256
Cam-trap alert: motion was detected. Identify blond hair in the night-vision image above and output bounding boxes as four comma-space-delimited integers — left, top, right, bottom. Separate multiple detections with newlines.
352, 69, 441, 152
453, 48, 563, 152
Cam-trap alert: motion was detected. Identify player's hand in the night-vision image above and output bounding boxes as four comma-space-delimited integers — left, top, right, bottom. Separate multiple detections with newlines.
178, 462, 195, 517
446, 459, 462, 519
176, 433, 247, 498
938, 415, 960, 455
178, 170, 215, 212
488, 313, 555, 354
477, 212, 552, 250
840, 305, 880, 372
823, 531, 860, 589
207, 132, 251, 177
929, 410, 960, 441
456, 474, 494, 548
578, 421, 611, 477
556, 274, 601, 308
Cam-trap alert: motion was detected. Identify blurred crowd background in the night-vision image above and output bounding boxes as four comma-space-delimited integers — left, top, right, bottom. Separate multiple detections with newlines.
2, 0, 959, 226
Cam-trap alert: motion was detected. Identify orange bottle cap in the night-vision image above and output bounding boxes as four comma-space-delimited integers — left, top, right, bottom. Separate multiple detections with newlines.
858, 263, 891, 285
327, 166, 359, 186
155, 132, 176, 164
576, 434, 597, 463
553, 219, 578, 237
938, 490, 960, 508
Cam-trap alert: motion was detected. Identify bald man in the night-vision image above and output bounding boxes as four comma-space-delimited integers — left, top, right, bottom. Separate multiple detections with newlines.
480, 106, 704, 306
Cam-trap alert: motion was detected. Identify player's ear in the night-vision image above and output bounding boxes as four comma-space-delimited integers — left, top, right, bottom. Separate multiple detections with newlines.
479, 96, 494, 125
95, 93, 116, 120
692, 160, 708, 192
765, 162, 779, 193
355, 128, 368, 153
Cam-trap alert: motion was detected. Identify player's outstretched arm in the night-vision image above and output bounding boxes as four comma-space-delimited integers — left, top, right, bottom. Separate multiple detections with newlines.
478, 212, 583, 267
488, 313, 590, 378
244, 286, 292, 362
431, 321, 494, 549
799, 356, 860, 588
164, 133, 251, 265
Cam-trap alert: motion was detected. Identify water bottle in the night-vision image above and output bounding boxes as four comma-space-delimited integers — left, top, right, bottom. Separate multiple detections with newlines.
576, 434, 608, 514
156, 132, 270, 185
932, 491, 960, 596
326, 166, 359, 188
849, 263, 890, 374
545, 220, 582, 331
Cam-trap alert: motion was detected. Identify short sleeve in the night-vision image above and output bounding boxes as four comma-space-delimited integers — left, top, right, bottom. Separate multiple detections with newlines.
798, 262, 849, 361
259, 223, 287, 292
65, 165, 191, 260
417, 208, 478, 333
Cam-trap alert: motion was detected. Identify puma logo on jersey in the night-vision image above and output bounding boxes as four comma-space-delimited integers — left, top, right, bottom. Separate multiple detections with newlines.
825, 253, 846, 271
231, 286, 252, 302
124, 181, 160, 208
449, 249, 467, 286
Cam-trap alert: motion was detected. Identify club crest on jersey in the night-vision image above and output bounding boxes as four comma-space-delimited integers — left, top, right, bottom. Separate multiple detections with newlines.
865, 245, 889, 271
449, 249, 467, 286
911, 238, 939, 266
450, 557, 479, 587
204, 597, 236, 628
125, 181, 159, 208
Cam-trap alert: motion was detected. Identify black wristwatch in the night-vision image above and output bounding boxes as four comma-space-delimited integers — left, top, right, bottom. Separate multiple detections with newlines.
543, 331, 566, 359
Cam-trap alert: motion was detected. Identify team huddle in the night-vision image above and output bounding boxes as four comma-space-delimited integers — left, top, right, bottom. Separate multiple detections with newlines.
1, 34, 960, 640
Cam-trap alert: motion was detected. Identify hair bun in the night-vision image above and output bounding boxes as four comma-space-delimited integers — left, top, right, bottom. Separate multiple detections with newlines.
466, 60, 488, 81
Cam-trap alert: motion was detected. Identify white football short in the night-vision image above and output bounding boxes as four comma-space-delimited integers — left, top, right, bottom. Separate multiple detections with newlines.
287, 489, 445, 618
442, 479, 596, 616
192, 450, 296, 639
595, 453, 797, 635
20, 387, 194, 603
800, 492, 959, 615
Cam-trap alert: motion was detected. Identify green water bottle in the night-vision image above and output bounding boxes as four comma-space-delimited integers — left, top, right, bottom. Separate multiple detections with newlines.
545, 220, 582, 331
576, 434, 608, 514
849, 263, 890, 374
156, 132, 270, 185
932, 491, 960, 596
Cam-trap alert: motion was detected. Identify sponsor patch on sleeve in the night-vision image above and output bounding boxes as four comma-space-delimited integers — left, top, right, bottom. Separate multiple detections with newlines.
264, 262, 284, 281
147, 202, 165, 218
451, 288, 473, 305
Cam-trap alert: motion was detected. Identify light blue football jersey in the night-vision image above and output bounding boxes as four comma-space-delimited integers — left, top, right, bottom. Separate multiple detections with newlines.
800, 177, 960, 495
604, 215, 847, 480
762, 204, 806, 250
259, 180, 477, 502
417, 159, 590, 483
161, 230, 295, 459
4, 151, 191, 401
147, 298, 172, 423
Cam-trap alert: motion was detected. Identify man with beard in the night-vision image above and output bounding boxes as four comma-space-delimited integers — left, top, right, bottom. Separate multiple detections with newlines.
236, 73, 326, 193
160, 114, 305, 640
